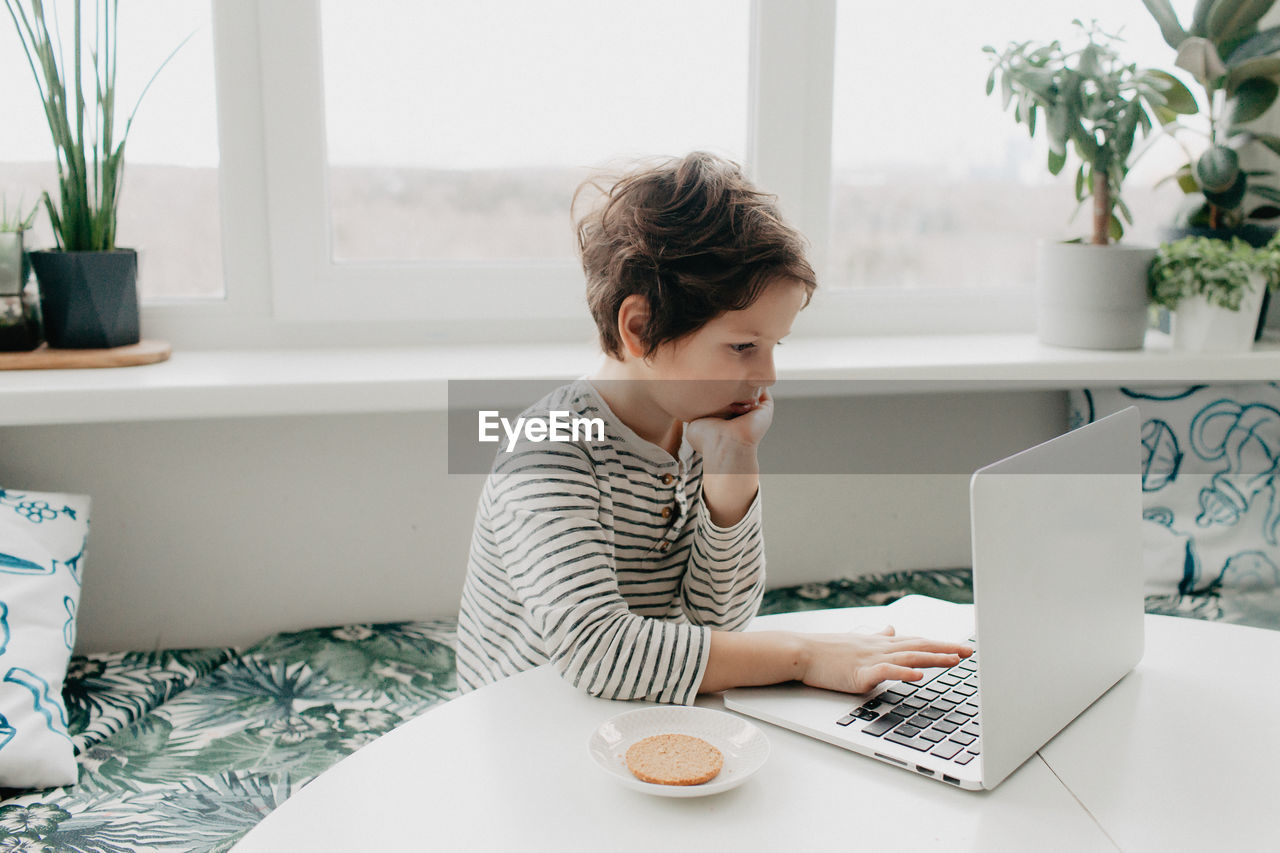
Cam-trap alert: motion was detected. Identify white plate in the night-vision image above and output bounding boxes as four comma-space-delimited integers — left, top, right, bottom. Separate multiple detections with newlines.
587, 706, 770, 797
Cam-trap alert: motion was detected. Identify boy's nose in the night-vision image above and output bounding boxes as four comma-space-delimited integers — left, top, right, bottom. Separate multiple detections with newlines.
751, 355, 777, 388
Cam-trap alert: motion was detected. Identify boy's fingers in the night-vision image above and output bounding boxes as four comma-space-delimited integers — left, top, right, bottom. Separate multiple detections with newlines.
859, 663, 922, 691
890, 636, 973, 656
889, 651, 963, 669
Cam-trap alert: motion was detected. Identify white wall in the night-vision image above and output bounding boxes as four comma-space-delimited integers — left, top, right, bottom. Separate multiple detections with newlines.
0, 390, 1067, 652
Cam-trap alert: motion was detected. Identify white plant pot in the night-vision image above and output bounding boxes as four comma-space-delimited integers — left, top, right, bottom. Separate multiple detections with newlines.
1035, 241, 1155, 350
1171, 274, 1266, 353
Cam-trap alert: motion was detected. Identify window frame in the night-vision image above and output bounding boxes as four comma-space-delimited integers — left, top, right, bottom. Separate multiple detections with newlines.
141, 0, 1034, 349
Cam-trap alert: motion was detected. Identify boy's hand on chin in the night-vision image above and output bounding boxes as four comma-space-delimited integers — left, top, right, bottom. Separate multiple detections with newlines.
684, 389, 774, 464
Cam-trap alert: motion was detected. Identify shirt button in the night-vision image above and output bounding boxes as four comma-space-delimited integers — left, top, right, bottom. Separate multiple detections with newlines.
661, 506, 672, 519
661, 473, 674, 485
658, 541, 670, 552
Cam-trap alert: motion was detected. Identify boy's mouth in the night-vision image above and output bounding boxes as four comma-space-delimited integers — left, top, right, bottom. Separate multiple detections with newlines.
727, 400, 757, 416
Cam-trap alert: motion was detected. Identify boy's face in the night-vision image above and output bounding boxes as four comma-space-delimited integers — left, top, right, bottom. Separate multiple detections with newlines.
642, 277, 807, 422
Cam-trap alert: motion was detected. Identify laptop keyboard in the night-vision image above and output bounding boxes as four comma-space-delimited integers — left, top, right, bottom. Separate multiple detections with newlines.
835, 642, 981, 766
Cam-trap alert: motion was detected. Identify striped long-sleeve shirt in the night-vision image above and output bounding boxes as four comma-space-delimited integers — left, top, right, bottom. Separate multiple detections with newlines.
456, 378, 765, 705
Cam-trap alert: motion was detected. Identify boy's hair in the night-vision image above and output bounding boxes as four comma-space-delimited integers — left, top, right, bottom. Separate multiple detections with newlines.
573, 152, 817, 359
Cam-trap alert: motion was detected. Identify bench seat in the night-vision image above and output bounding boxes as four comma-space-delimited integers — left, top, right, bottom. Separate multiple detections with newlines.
0, 568, 1272, 850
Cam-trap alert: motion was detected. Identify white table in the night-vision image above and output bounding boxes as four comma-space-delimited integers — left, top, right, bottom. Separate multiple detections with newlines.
232, 607, 1280, 852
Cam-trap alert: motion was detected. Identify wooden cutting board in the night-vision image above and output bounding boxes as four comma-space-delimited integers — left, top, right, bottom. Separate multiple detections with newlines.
0, 339, 171, 370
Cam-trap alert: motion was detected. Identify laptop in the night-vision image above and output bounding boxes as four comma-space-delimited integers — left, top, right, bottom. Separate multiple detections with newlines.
723, 407, 1144, 790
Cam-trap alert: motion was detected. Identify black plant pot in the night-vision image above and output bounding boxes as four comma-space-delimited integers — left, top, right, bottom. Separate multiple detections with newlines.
28, 249, 140, 349
1159, 223, 1277, 249
1158, 225, 1278, 341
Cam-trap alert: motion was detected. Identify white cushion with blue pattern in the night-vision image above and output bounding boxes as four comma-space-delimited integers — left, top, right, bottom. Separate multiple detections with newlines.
0, 487, 88, 789
1068, 385, 1280, 599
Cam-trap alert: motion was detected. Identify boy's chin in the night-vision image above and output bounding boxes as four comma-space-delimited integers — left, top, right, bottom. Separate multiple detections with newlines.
723, 400, 760, 418
693, 403, 751, 421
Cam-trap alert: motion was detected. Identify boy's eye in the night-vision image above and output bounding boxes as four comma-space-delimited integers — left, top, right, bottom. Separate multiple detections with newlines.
730, 343, 755, 353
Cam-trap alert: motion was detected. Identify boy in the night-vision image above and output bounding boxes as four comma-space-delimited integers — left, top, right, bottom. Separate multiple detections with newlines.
456, 152, 970, 704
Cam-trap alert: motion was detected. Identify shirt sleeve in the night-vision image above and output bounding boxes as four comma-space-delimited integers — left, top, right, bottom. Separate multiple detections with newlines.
489, 446, 710, 705
680, 486, 766, 632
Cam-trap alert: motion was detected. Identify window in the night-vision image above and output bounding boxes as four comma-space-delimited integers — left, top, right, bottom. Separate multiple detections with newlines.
0, 0, 222, 301
246, 0, 754, 330
320, 0, 749, 264
7, 1, 1213, 347
826, 0, 1190, 294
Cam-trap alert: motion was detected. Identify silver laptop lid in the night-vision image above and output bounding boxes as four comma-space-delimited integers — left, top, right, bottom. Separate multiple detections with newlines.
973, 406, 1144, 788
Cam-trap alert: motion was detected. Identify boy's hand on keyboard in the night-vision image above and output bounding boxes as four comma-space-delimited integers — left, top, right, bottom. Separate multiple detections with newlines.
798, 627, 974, 695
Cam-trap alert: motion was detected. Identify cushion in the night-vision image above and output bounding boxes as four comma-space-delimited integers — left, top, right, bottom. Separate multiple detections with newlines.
0, 487, 89, 789
0, 620, 458, 850
63, 647, 236, 755
1068, 385, 1280, 600
759, 568, 975, 615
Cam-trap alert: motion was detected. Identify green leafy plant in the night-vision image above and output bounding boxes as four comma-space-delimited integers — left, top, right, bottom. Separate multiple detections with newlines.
985, 20, 1192, 245
0, 195, 39, 233
3, 0, 189, 251
1148, 233, 1280, 310
1143, 0, 1280, 231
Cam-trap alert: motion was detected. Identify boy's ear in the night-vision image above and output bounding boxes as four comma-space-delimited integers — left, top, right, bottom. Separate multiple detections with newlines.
616, 294, 651, 360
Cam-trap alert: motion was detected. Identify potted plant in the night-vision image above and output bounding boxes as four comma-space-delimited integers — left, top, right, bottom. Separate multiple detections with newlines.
4, 0, 187, 349
0, 195, 42, 351
985, 20, 1190, 350
1142, 0, 1280, 243
1148, 233, 1280, 351
1142, 0, 1280, 338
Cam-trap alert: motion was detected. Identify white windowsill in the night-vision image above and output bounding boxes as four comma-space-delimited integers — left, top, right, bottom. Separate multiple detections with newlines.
2, 330, 1279, 427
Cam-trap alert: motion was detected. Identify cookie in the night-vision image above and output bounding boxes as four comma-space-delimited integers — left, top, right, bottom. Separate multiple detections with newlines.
625, 733, 724, 786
